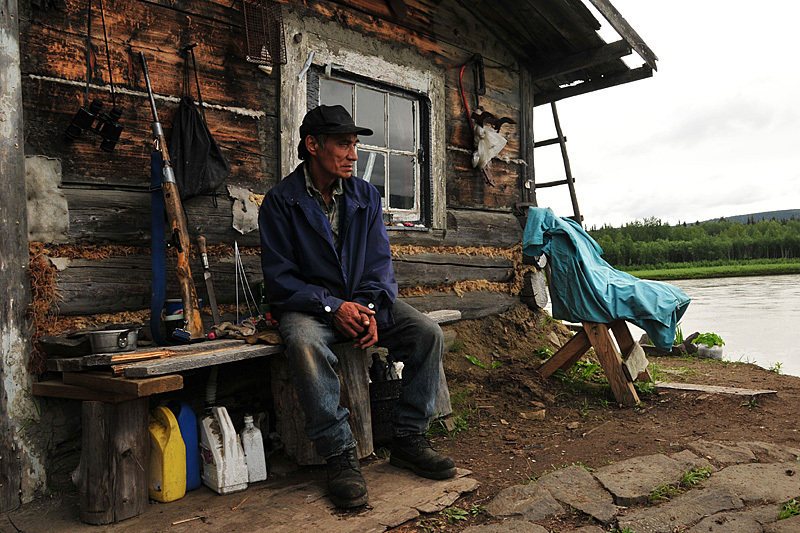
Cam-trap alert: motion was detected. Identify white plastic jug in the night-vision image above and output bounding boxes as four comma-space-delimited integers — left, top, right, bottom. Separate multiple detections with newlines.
240, 415, 268, 483
199, 406, 248, 494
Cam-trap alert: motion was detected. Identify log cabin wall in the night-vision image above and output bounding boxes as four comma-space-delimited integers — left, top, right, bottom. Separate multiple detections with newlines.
20, 0, 530, 326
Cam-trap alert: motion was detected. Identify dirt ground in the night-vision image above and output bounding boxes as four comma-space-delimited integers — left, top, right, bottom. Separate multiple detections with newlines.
387, 304, 800, 532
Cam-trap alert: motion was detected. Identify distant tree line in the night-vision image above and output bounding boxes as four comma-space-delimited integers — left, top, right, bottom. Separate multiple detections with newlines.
587, 216, 800, 267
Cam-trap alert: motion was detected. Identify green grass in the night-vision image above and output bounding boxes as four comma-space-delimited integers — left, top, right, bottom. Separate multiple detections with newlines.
648, 467, 711, 502
428, 388, 474, 439
624, 260, 800, 280
778, 499, 800, 520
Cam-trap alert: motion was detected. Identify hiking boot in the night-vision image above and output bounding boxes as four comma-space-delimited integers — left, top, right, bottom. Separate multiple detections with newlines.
325, 447, 368, 508
390, 434, 457, 480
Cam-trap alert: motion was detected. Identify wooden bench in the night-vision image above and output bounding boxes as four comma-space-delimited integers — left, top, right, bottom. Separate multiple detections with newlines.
33, 310, 460, 524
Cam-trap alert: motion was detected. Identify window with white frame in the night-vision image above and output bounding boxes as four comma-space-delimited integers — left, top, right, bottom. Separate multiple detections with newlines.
310, 70, 431, 225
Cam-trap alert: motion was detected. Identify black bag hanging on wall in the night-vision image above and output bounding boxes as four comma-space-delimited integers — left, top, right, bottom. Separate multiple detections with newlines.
169, 46, 231, 200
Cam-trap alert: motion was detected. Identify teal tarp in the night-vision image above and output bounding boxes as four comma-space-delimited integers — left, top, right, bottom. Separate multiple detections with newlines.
522, 207, 690, 350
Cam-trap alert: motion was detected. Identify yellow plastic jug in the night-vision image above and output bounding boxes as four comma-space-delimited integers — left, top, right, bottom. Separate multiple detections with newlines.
148, 405, 187, 502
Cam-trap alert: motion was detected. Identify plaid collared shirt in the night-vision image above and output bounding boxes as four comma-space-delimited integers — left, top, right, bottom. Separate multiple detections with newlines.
304, 164, 343, 249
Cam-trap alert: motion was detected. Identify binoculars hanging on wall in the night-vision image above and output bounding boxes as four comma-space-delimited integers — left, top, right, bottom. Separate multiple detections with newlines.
64, 99, 124, 152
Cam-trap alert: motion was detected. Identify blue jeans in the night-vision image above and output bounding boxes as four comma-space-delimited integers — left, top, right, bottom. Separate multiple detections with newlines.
278, 300, 443, 459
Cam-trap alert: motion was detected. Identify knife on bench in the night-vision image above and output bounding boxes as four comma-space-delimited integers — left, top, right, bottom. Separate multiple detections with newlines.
196, 236, 221, 326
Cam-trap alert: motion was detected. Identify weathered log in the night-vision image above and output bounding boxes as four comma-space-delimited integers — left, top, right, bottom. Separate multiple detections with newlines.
400, 290, 518, 320
50, 249, 517, 315
271, 344, 373, 465
392, 252, 514, 287
75, 398, 149, 525
441, 209, 522, 247
63, 187, 264, 247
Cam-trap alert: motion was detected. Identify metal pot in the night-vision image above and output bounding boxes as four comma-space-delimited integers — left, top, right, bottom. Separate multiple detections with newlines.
87, 328, 139, 354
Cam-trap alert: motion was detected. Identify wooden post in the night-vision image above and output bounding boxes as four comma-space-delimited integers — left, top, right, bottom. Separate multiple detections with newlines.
271, 344, 373, 465
0, 0, 30, 511
537, 328, 592, 378
76, 399, 149, 525
583, 322, 640, 406
520, 68, 536, 205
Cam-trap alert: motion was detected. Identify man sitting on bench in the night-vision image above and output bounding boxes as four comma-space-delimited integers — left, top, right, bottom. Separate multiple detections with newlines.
258, 105, 456, 508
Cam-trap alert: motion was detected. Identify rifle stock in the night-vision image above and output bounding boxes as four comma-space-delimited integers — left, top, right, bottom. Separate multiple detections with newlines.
140, 52, 204, 341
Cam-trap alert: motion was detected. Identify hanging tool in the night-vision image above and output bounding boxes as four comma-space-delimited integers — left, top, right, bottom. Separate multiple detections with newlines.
140, 51, 205, 342
197, 236, 221, 326
64, 0, 124, 152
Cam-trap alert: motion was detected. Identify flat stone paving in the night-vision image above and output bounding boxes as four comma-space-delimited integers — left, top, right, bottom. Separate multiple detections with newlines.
485, 440, 800, 533
4, 440, 799, 532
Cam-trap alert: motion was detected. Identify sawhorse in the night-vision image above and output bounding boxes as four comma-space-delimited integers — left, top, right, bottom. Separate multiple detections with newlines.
538, 320, 651, 406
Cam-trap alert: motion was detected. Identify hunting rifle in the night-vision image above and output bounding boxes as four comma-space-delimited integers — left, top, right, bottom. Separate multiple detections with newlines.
140, 51, 204, 341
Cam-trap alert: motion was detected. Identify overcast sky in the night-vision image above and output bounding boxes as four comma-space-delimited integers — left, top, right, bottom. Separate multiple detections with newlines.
532, 1, 800, 229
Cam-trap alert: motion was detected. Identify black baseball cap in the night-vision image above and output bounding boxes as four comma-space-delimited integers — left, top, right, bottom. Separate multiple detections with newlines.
299, 105, 373, 138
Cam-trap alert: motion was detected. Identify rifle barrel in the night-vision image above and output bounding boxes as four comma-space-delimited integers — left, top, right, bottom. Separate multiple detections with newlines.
138, 52, 160, 125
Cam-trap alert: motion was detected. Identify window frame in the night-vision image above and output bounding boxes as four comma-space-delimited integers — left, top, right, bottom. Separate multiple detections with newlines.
307, 67, 433, 226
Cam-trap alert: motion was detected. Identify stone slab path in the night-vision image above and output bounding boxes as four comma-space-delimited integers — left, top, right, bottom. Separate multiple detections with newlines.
485, 440, 800, 533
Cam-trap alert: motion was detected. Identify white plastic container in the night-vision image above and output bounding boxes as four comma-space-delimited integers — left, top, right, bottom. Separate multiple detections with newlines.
199, 406, 248, 494
240, 415, 268, 483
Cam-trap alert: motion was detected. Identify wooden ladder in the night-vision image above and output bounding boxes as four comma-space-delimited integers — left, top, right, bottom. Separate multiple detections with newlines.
529, 101, 583, 226
537, 320, 651, 406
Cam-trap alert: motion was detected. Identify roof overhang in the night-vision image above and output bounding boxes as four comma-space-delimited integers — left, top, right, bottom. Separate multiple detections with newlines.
455, 0, 658, 106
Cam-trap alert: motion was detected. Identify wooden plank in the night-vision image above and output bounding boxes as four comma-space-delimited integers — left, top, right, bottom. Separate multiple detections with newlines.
46, 356, 87, 372
654, 382, 778, 397
123, 343, 283, 378
583, 322, 639, 406
534, 65, 653, 107
585, 0, 658, 70
76, 398, 148, 524
528, 40, 632, 83
32, 379, 137, 403
611, 321, 652, 383
80, 349, 175, 367
609, 320, 635, 355
63, 372, 183, 397
425, 309, 461, 325
537, 328, 591, 378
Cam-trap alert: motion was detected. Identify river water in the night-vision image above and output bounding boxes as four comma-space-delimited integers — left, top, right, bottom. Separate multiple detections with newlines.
547, 274, 800, 377
660, 274, 800, 377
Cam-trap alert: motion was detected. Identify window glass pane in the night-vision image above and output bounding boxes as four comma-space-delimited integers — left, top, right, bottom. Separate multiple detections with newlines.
356, 149, 385, 204
389, 95, 414, 151
389, 154, 415, 210
320, 78, 352, 115
355, 86, 385, 147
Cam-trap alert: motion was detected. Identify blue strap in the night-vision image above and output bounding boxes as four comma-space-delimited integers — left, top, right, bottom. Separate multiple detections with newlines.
150, 152, 175, 346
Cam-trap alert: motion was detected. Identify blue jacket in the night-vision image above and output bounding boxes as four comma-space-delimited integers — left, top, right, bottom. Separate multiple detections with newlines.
258, 164, 398, 328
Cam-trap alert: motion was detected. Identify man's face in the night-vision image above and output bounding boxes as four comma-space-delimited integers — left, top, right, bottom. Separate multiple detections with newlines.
308, 133, 359, 181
